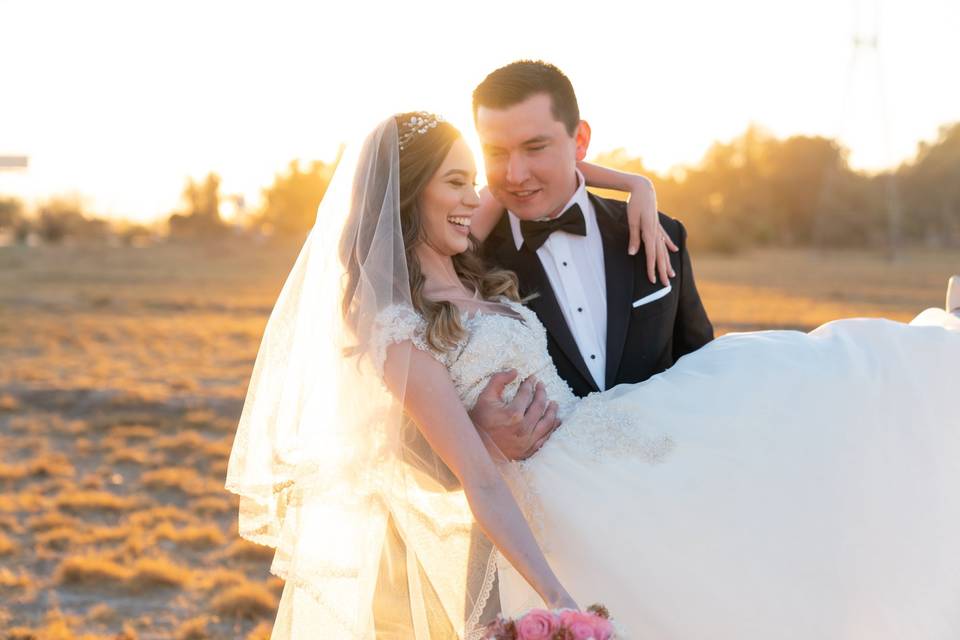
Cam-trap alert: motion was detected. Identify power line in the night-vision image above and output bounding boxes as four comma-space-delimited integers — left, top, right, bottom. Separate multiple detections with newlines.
814, 0, 902, 258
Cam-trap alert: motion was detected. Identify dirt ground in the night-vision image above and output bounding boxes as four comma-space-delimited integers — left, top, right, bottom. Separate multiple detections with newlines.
0, 240, 954, 638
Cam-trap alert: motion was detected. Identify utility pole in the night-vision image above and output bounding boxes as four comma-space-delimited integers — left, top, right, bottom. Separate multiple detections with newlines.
814, 0, 902, 259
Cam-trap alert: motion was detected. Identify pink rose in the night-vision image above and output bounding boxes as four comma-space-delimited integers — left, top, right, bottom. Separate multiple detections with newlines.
590, 617, 614, 640
559, 610, 603, 640
516, 608, 558, 640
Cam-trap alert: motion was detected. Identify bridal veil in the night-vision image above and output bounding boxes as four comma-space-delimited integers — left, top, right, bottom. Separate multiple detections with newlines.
225, 117, 497, 638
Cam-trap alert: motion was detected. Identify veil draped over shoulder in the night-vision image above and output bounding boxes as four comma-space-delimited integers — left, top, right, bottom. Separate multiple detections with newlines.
225, 117, 498, 638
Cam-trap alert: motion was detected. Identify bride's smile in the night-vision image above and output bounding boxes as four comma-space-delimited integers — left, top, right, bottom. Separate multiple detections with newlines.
415, 138, 480, 256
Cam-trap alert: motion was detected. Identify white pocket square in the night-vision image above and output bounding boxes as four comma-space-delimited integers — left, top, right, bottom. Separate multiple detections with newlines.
632, 283, 672, 308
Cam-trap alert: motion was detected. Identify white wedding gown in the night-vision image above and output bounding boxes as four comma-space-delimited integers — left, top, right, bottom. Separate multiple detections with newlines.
377, 300, 960, 639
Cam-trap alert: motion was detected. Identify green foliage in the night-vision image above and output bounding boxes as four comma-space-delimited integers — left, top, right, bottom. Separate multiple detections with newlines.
256, 158, 336, 237
592, 121, 960, 252
36, 196, 111, 244
897, 122, 960, 246
0, 197, 24, 228
0, 197, 31, 243
168, 173, 228, 240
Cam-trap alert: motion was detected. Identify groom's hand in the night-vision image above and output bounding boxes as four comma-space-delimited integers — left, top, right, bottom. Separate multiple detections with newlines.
469, 370, 561, 461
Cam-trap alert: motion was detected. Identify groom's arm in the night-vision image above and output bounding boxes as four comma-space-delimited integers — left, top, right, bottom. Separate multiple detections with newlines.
470, 371, 562, 461
668, 217, 714, 359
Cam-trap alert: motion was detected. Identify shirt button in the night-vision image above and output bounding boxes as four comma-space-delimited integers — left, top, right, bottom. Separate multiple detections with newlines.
590, 354, 596, 360
577, 307, 583, 312
562, 261, 568, 267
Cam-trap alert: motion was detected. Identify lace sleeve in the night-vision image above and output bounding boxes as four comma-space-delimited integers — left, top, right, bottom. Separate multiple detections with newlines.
371, 304, 448, 376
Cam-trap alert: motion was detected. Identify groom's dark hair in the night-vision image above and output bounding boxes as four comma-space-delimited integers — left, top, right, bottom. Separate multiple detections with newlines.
472, 60, 580, 136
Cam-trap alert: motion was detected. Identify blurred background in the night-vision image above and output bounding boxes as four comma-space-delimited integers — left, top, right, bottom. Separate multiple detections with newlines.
1, 0, 957, 638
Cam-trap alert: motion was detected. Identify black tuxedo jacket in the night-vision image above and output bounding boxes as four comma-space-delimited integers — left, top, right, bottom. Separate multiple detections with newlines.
482, 192, 714, 398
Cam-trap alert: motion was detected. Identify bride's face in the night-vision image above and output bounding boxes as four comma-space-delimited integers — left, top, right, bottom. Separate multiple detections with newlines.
418, 137, 480, 256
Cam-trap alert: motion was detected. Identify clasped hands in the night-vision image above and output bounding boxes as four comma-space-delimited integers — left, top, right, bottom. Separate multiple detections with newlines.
469, 369, 562, 461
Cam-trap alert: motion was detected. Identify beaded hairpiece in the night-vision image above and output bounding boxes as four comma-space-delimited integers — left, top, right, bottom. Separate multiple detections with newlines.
398, 112, 444, 150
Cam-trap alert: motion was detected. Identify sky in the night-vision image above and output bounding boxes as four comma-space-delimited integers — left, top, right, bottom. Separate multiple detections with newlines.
1, 0, 957, 223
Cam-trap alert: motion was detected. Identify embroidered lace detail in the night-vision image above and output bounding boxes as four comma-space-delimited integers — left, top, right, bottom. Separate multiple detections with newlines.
464, 547, 501, 640
371, 300, 579, 417
371, 304, 449, 375
272, 562, 372, 637
452, 301, 579, 417
549, 392, 676, 464
227, 479, 296, 548
510, 393, 676, 538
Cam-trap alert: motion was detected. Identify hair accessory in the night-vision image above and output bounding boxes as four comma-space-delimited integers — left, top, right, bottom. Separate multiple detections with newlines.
398, 112, 444, 150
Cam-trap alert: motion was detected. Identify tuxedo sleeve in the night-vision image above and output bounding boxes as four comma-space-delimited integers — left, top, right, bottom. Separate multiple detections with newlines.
671, 219, 714, 359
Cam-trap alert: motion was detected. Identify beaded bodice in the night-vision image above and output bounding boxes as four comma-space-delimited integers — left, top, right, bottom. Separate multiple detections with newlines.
372, 296, 676, 557
373, 298, 675, 469
374, 298, 580, 420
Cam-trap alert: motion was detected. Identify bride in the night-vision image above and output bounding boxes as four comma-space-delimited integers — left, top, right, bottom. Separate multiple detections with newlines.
225, 113, 960, 639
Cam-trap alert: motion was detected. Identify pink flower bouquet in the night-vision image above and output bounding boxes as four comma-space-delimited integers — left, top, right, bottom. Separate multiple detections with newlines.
482, 603, 617, 640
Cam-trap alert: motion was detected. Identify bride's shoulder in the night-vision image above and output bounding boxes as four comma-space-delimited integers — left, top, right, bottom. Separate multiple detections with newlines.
370, 304, 455, 374
373, 304, 429, 351
375, 303, 424, 328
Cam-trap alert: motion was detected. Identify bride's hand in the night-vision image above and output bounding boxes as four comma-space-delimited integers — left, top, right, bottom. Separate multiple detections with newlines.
575, 160, 677, 285
626, 176, 678, 286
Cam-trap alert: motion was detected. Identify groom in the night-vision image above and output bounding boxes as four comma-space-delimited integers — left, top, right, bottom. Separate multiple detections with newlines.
470, 60, 714, 459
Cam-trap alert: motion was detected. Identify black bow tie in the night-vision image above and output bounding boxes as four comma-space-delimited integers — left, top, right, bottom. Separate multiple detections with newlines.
519, 203, 586, 251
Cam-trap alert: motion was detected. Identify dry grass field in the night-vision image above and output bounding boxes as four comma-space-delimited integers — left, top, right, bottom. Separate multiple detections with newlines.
0, 240, 955, 639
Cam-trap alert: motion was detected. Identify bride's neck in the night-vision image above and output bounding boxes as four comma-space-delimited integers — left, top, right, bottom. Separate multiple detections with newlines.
415, 243, 472, 298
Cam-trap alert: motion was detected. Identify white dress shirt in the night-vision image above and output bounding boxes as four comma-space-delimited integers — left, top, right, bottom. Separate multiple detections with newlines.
508, 170, 608, 389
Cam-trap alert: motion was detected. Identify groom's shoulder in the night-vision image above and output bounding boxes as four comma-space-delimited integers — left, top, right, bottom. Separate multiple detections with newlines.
480, 212, 513, 261
589, 193, 688, 246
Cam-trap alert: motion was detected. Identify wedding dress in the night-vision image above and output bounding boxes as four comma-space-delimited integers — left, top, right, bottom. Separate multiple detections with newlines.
226, 115, 960, 638
372, 299, 960, 639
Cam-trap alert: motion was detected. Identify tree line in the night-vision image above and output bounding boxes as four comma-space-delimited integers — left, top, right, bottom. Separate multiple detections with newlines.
1, 122, 957, 253
593, 121, 960, 253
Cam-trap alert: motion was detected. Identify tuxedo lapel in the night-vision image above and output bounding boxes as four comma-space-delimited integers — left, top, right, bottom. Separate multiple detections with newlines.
591, 194, 634, 388
487, 216, 599, 392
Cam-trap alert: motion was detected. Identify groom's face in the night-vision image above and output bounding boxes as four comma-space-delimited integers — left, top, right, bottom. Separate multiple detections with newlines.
476, 93, 588, 220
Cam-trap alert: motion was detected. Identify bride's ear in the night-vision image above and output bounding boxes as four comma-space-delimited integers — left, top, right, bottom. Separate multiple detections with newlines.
574, 120, 591, 161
